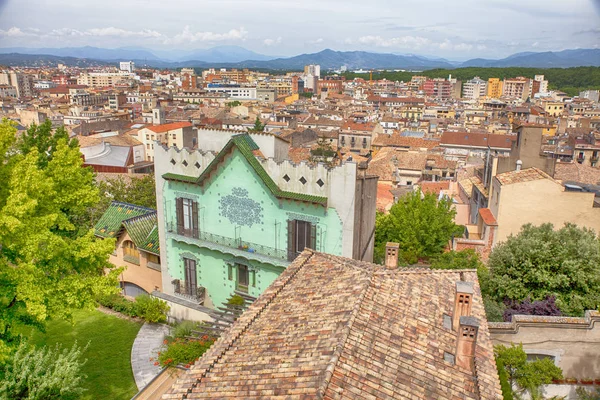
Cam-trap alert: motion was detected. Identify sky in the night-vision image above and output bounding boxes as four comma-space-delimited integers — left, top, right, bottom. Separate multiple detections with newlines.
0, 0, 599, 60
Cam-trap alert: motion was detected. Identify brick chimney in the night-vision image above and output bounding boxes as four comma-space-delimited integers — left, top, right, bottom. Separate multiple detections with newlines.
385, 242, 399, 269
456, 316, 479, 372
452, 281, 474, 331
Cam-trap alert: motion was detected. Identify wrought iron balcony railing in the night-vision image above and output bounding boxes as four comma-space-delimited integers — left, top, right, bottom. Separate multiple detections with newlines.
166, 222, 288, 261
172, 279, 205, 304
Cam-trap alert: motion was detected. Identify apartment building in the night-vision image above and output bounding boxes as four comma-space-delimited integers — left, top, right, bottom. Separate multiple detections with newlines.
487, 78, 503, 98
502, 77, 531, 100
77, 72, 132, 87
137, 120, 195, 162
463, 77, 488, 100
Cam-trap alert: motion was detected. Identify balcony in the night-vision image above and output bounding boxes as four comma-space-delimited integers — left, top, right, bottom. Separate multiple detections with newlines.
577, 154, 585, 164
172, 279, 205, 304
166, 222, 289, 266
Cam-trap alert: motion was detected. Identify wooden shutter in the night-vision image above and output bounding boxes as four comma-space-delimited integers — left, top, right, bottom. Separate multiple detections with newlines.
287, 220, 296, 261
176, 198, 184, 234
192, 201, 199, 238
310, 223, 317, 251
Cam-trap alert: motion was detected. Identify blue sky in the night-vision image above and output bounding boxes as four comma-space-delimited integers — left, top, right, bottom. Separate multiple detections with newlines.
0, 0, 598, 59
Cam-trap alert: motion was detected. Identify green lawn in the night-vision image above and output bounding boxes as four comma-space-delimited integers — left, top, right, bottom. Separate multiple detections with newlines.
21, 308, 142, 400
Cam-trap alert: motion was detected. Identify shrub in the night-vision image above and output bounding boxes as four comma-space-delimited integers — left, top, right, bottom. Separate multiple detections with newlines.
135, 295, 170, 323
503, 296, 562, 322
97, 294, 169, 323
172, 320, 198, 339
0, 341, 88, 400
158, 337, 215, 368
577, 387, 600, 400
227, 295, 245, 306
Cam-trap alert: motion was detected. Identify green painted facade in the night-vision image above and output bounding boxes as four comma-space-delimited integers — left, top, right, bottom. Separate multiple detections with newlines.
162, 141, 344, 308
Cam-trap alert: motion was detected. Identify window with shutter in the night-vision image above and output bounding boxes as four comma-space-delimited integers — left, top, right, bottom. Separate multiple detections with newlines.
287, 220, 315, 261
184, 258, 197, 296
176, 198, 199, 238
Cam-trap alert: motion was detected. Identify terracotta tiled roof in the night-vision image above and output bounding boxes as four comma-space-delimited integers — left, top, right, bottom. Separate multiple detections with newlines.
145, 122, 192, 133
554, 162, 600, 185
163, 250, 502, 399
478, 208, 498, 226
287, 147, 311, 163
441, 131, 516, 149
420, 181, 450, 195
373, 133, 439, 149
495, 167, 553, 186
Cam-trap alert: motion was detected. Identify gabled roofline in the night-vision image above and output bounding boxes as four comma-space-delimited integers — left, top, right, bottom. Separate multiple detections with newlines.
163, 134, 328, 207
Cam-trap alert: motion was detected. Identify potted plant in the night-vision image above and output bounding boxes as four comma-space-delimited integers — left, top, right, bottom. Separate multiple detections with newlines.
565, 377, 577, 384
580, 378, 594, 385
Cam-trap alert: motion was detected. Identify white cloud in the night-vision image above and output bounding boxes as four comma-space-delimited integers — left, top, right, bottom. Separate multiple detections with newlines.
86, 27, 163, 38
263, 36, 282, 46
309, 38, 324, 44
0, 27, 38, 37
358, 35, 431, 48
167, 26, 248, 44
477, 44, 487, 50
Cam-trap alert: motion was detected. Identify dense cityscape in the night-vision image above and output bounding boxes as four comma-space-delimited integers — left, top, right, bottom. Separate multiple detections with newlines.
1, 0, 600, 399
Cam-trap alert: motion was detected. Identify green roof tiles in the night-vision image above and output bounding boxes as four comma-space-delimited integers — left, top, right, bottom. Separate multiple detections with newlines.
162, 134, 328, 207
94, 201, 160, 254
123, 213, 160, 254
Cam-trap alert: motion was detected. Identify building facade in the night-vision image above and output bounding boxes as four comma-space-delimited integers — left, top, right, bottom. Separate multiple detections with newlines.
153, 130, 377, 315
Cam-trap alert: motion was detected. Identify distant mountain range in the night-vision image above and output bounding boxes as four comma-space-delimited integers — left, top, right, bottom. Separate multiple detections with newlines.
0, 46, 599, 70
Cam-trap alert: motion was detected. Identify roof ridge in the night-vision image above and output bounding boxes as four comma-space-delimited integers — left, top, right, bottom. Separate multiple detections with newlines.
179, 250, 316, 396
122, 210, 157, 225
316, 263, 376, 399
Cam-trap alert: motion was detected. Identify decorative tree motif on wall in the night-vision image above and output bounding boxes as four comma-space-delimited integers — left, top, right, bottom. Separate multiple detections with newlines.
219, 187, 263, 227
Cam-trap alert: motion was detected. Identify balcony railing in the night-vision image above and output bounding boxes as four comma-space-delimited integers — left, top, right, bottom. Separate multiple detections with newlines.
172, 279, 205, 304
166, 222, 288, 261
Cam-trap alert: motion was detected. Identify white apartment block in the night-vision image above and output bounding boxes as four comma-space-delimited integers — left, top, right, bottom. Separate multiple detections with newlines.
120, 61, 135, 73
463, 77, 488, 100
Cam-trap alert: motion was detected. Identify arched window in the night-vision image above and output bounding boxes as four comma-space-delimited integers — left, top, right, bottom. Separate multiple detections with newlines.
122, 240, 138, 258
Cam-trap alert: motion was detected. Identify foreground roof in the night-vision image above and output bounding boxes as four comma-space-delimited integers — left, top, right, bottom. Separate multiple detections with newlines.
94, 201, 159, 254
164, 250, 501, 399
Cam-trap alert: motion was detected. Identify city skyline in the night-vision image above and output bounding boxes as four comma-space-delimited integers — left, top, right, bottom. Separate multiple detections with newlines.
0, 0, 599, 60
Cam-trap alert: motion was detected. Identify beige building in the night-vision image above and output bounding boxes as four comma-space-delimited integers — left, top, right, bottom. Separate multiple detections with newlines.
94, 202, 162, 296
488, 167, 600, 244
503, 77, 531, 100
490, 311, 600, 397
77, 72, 132, 87
136, 121, 195, 162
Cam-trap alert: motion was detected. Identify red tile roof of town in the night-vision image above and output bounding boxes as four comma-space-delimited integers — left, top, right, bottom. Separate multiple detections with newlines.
441, 131, 516, 149
420, 181, 450, 195
145, 122, 192, 133
479, 208, 498, 226
495, 167, 554, 186
163, 250, 502, 399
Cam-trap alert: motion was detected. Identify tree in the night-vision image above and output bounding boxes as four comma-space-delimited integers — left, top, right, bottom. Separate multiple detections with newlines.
0, 120, 119, 359
487, 223, 600, 316
17, 120, 78, 168
495, 343, 562, 400
81, 174, 157, 230
374, 190, 463, 264
249, 116, 265, 132
226, 100, 242, 108
0, 341, 88, 400
503, 296, 562, 322
430, 249, 483, 270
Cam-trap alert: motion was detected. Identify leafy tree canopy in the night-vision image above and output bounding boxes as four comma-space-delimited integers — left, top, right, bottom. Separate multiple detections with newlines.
0, 120, 119, 360
249, 116, 265, 132
487, 223, 600, 316
82, 174, 157, 230
226, 101, 242, 108
495, 343, 562, 400
374, 190, 463, 264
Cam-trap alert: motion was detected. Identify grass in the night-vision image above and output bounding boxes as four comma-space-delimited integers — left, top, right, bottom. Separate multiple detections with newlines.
20, 308, 143, 400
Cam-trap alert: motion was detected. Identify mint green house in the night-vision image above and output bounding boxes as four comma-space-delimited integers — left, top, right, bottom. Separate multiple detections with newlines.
154, 129, 377, 319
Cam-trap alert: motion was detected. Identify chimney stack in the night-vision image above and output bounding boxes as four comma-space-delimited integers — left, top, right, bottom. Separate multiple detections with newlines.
453, 281, 474, 331
455, 316, 479, 372
385, 242, 399, 269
